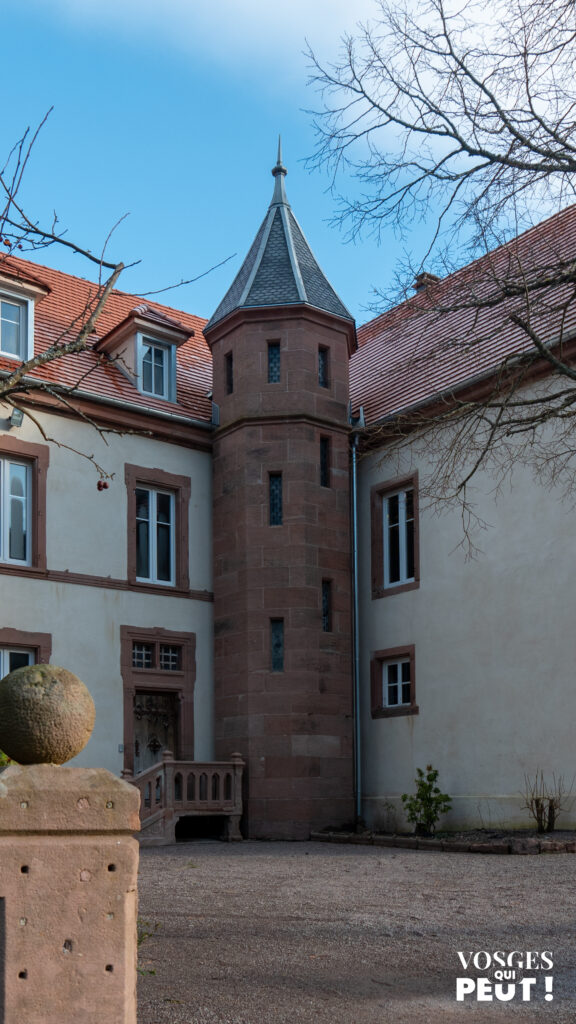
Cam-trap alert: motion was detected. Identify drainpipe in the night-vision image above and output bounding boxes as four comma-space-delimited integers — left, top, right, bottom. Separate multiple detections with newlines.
351, 431, 363, 829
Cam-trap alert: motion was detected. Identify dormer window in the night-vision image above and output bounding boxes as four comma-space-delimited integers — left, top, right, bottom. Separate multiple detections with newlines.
95, 304, 193, 405
0, 290, 35, 362
140, 337, 173, 400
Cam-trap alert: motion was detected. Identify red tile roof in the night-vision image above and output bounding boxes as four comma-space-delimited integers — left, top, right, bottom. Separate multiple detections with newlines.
0, 256, 212, 423
351, 204, 576, 424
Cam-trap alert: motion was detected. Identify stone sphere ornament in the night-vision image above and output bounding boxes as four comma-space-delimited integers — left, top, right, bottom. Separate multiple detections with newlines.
0, 664, 95, 764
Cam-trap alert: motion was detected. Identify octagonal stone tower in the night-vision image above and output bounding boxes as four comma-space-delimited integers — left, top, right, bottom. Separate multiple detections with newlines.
204, 147, 356, 839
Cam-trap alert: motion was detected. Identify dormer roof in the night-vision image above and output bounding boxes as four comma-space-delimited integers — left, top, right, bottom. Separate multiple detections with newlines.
205, 144, 354, 332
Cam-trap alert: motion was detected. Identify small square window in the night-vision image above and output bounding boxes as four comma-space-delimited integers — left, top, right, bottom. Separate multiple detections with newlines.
371, 646, 418, 718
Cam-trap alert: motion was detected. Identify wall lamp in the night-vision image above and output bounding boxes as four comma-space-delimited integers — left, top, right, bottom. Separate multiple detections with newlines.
9, 408, 24, 429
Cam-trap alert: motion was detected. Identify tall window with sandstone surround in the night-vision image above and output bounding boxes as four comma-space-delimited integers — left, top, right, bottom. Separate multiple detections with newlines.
0, 457, 31, 565
371, 475, 419, 599
0, 438, 48, 574
125, 464, 190, 593
384, 488, 415, 587
135, 486, 175, 584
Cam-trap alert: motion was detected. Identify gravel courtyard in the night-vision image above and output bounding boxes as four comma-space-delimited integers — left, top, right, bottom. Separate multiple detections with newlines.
137, 841, 576, 1024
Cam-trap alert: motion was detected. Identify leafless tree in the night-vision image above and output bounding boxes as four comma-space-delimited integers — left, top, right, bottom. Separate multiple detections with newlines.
309, 0, 576, 516
0, 113, 232, 475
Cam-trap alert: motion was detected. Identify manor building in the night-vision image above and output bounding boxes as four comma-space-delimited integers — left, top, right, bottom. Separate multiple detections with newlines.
0, 152, 575, 839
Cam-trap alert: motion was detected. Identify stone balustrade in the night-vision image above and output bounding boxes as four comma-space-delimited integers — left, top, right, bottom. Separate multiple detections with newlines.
125, 750, 244, 845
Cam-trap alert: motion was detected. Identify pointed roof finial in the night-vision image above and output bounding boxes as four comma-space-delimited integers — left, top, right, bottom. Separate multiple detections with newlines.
271, 135, 288, 205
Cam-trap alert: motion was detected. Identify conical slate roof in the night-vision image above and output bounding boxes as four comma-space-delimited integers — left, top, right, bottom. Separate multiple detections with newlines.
205, 145, 354, 331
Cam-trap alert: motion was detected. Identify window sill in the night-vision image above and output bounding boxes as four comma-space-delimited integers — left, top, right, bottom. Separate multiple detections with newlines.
372, 579, 420, 599
372, 704, 419, 719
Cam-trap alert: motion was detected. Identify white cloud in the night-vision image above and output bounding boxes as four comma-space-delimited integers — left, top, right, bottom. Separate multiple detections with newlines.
26, 0, 379, 77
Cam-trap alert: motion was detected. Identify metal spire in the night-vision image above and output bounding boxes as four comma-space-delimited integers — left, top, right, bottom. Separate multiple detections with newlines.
271, 135, 288, 206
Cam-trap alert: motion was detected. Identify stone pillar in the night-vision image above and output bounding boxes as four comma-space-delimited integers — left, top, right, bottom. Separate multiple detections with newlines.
0, 765, 140, 1024
0, 664, 140, 1024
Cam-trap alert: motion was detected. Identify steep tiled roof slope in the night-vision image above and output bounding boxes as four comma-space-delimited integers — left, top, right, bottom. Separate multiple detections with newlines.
0, 256, 212, 422
351, 205, 576, 425
205, 150, 353, 331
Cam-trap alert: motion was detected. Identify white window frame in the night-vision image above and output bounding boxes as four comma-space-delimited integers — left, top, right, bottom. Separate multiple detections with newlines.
135, 485, 176, 585
0, 291, 34, 362
0, 647, 34, 676
383, 658, 412, 709
136, 334, 176, 402
383, 487, 415, 588
0, 456, 31, 566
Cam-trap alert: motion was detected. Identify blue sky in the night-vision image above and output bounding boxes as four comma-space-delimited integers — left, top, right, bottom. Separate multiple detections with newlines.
2, 0, 400, 325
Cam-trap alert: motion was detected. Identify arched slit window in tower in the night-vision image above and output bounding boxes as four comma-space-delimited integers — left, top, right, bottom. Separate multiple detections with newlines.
225, 351, 234, 394
268, 341, 281, 383
320, 437, 331, 487
269, 473, 283, 525
322, 580, 332, 633
318, 346, 330, 388
270, 619, 284, 672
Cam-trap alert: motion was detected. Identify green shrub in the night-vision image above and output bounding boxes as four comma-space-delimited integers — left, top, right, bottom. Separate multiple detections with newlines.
401, 765, 451, 835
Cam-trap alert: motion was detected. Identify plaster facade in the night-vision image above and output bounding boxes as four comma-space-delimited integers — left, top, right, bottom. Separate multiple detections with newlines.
359, 435, 576, 831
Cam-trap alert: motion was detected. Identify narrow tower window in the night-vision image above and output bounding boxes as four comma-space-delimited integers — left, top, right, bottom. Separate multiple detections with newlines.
322, 580, 332, 633
269, 473, 283, 526
268, 341, 281, 383
225, 352, 234, 395
320, 437, 331, 487
318, 346, 329, 388
270, 619, 284, 672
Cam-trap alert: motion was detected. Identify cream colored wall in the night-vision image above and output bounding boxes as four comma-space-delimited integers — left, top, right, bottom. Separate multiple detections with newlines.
358, 438, 576, 832
0, 408, 214, 770
13, 409, 212, 586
